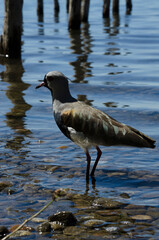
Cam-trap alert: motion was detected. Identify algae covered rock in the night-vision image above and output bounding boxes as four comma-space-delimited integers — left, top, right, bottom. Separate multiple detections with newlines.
48, 211, 77, 226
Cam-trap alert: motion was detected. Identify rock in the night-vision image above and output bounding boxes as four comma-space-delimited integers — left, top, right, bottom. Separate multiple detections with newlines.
9, 225, 34, 232
50, 221, 65, 231
52, 188, 69, 200
146, 207, 159, 219
57, 146, 68, 149
31, 217, 47, 223
104, 226, 121, 233
6, 189, 15, 195
120, 221, 131, 225
0, 182, 13, 192
131, 215, 152, 221
79, 216, 94, 222
12, 230, 33, 237
93, 198, 125, 209
50, 166, 61, 173
106, 171, 126, 178
48, 211, 77, 226
83, 219, 106, 228
23, 183, 41, 193
63, 226, 84, 235
0, 226, 9, 238
37, 222, 52, 233
120, 193, 130, 199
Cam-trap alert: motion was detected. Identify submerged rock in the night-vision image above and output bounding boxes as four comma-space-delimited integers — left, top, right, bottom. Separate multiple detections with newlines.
93, 198, 126, 209
0, 182, 13, 192
37, 222, 52, 234
104, 226, 121, 233
63, 226, 85, 236
120, 193, 130, 199
10, 224, 34, 232
52, 188, 70, 200
0, 226, 9, 238
50, 221, 65, 231
11, 230, 33, 237
31, 217, 47, 223
48, 211, 77, 226
131, 215, 152, 221
83, 219, 106, 228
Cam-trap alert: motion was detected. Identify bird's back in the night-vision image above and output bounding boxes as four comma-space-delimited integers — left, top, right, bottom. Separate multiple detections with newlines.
55, 101, 155, 149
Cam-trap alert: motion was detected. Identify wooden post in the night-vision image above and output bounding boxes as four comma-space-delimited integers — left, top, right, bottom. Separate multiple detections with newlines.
112, 0, 119, 16
37, 0, 43, 16
0, 0, 23, 59
81, 0, 90, 22
54, 0, 60, 12
68, 0, 81, 29
126, 0, 132, 14
66, 0, 69, 13
54, 0, 60, 22
103, 0, 110, 18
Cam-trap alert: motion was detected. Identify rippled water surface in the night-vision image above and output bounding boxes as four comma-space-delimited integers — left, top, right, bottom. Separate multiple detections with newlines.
0, 0, 159, 239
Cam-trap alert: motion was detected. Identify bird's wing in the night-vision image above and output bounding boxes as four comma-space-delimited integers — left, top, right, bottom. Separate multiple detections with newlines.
60, 103, 128, 146
60, 102, 155, 148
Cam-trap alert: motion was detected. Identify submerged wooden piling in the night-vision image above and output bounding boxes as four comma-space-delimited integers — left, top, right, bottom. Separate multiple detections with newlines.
37, 0, 43, 16
126, 0, 132, 14
54, 0, 60, 12
112, 0, 119, 16
66, 0, 69, 13
81, 0, 90, 22
103, 0, 110, 18
0, 0, 23, 59
68, 0, 81, 29
37, 0, 43, 22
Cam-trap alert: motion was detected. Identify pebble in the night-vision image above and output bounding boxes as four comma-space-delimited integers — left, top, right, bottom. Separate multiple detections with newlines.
23, 183, 41, 192
11, 230, 33, 237
50, 166, 61, 173
131, 215, 152, 221
104, 226, 120, 233
32, 217, 47, 223
120, 221, 131, 225
93, 197, 125, 209
83, 219, 106, 228
37, 222, 52, 233
57, 146, 68, 149
63, 226, 84, 236
48, 211, 77, 226
10, 224, 34, 232
52, 188, 70, 199
1, 188, 159, 239
50, 221, 65, 231
0, 182, 13, 192
120, 193, 130, 199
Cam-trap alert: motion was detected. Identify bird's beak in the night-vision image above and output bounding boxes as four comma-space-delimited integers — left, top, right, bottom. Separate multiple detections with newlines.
35, 81, 45, 89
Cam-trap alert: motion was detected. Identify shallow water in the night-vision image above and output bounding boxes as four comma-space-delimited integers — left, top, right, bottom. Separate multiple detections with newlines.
0, 0, 159, 239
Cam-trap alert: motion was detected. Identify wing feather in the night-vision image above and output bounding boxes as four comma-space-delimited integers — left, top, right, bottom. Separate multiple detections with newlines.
60, 102, 155, 148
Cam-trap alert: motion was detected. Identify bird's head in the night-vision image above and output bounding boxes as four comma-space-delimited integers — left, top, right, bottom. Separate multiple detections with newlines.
36, 71, 69, 91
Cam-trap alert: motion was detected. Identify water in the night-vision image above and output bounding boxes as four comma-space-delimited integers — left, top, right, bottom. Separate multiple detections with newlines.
0, 0, 159, 238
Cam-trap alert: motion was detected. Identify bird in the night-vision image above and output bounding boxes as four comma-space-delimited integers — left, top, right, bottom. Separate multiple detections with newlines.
36, 71, 156, 181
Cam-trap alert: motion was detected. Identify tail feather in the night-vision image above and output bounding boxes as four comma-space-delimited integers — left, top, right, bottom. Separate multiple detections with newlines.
128, 126, 156, 148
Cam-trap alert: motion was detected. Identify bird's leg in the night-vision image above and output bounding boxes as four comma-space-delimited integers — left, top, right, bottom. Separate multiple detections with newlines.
91, 146, 102, 177
86, 150, 91, 182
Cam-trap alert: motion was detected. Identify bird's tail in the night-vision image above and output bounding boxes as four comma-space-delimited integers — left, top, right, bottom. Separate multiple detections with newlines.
128, 126, 156, 148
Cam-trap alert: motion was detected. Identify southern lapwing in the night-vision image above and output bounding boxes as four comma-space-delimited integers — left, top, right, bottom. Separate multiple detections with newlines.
36, 71, 155, 181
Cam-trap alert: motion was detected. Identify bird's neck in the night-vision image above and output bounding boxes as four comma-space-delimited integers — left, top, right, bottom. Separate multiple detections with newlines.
51, 87, 76, 103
